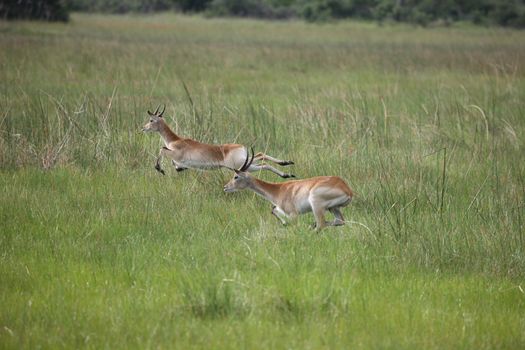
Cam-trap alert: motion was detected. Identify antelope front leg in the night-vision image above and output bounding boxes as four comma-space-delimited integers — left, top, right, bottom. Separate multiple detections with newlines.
271, 205, 288, 225
155, 146, 178, 175
155, 149, 165, 175
171, 160, 188, 172
159, 147, 188, 174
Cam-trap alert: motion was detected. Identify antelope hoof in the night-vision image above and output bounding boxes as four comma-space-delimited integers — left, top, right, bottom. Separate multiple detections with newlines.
282, 173, 295, 179
310, 222, 327, 231
333, 219, 345, 226
155, 164, 165, 175
279, 160, 294, 166
175, 167, 187, 172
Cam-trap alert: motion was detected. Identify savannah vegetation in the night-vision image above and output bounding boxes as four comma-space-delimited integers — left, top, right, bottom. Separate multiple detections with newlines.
3, 0, 525, 27
1, 13, 525, 349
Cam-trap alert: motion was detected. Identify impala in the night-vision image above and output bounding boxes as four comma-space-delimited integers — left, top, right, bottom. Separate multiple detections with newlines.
142, 105, 294, 177
224, 150, 353, 231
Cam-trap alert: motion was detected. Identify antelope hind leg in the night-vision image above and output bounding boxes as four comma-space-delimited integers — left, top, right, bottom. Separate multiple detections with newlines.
247, 163, 295, 179
254, 152, 294, 166
328, 208, 345, 226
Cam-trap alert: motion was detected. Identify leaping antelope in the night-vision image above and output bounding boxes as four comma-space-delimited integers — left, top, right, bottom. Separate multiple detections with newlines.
142, 105, 295, 177
224, 150, 353, 231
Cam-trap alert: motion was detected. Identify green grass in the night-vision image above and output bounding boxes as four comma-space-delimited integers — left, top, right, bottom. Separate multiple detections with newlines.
1, 13, 525, 349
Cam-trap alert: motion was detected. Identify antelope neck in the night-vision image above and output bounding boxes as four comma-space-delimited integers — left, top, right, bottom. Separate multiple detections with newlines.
158, 121, 180, 145
248, 178, 280, 204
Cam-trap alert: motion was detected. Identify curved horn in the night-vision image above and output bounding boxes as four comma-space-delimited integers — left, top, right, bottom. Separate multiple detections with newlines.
239, 147, 255, 172
154, 105, 160, 115
237, 147, 251, 172
247, 146, 255, 169
159, 104, 166, 117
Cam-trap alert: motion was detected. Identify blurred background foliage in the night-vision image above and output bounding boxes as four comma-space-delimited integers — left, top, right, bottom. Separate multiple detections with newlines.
0, 0, 70, 21
1, 0, 525, 27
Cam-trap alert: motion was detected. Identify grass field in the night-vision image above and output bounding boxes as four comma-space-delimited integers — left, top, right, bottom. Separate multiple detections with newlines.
1, 13, 525, 349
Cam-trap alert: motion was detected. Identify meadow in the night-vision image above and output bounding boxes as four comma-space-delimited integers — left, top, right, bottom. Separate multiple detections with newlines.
1, 13, 525, 349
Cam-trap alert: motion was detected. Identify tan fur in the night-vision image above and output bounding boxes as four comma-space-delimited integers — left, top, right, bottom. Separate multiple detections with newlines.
142, 109, 293, 177
224, 174, 353, 231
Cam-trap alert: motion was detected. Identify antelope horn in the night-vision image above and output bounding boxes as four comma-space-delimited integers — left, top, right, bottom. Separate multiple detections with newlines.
237, 147, 251, 172
159, 104, 166, 117
239, 147, 255, 172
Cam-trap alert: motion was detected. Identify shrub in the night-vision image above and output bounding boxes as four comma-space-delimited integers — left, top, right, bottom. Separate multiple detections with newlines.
206, 0, 295, 19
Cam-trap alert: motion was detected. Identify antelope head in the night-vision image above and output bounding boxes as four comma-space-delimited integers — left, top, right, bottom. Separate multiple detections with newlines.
223, 148, 255, 193
142, 105, 166, 132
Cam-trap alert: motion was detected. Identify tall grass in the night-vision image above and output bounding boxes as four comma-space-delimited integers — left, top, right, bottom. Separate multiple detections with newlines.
1, 13, 524, 349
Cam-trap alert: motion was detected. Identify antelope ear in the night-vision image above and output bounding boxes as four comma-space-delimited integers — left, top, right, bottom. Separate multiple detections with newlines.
147, 110, 154, 116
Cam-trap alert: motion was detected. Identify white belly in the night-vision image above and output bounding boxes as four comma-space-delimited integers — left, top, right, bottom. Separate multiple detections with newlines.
294, 195, 350, 214
178, 159, 221, 169
296, 198, 313, 214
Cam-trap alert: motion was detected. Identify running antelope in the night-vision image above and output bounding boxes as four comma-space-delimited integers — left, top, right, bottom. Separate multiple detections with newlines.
224, 150, 353, 231
142, 105, 294, 177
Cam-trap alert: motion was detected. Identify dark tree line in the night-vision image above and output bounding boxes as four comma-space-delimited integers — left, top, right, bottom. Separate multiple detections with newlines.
0, 0, 69, 21
2, 0, 524, 27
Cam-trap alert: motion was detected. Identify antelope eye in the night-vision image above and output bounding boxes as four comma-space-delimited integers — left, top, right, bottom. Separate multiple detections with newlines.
234, 175, 239, 179
150, 119, 154, 122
